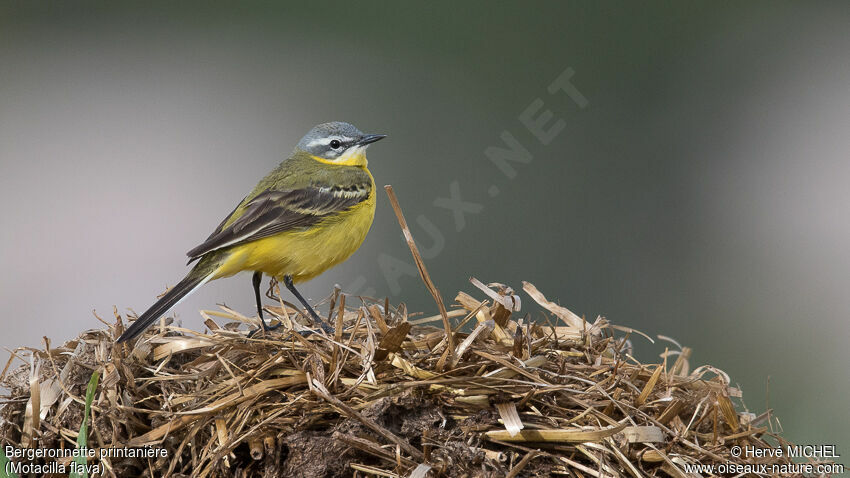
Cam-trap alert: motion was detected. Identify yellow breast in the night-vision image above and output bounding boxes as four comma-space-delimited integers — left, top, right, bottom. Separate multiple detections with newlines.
212, 177, 376, 283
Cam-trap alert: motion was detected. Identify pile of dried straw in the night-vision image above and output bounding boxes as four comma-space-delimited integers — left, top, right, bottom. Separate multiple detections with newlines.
0, 189, 820, 477
0, 275, 813, 477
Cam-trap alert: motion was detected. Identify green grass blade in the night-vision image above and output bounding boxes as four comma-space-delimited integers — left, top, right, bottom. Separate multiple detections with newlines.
69, 370, 99, 478
0, 446, 20, 478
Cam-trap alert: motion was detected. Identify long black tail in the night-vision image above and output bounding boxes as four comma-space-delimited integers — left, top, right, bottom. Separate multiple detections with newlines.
117, 271, 210, 343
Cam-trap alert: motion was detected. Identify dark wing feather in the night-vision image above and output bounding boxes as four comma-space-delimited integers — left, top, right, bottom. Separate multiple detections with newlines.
186, 197, 247, 264
186, 184, 370, 260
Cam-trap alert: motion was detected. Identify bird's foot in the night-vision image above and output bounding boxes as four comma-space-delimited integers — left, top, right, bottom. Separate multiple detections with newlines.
297, 327, 324, 337
247, 317, 282, 338
246, 316, 332, 338
306, 313, 335, 335
282, 274, 335, 335
300, 309, 334, 335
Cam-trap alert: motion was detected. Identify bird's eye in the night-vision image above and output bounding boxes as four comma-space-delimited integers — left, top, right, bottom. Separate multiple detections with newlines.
330, 139, 341, 149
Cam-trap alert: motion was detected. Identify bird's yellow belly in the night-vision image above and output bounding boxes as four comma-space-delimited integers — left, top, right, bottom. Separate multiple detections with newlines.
213, 195, 376, 283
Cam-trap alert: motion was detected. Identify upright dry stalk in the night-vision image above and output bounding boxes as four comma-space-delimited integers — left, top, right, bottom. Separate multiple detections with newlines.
384, 185, 455, 367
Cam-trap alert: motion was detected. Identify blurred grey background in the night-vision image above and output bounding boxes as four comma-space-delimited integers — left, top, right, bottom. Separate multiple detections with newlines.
1, 2, 848, 450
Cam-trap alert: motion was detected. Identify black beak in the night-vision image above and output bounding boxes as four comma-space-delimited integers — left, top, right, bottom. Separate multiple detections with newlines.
357, 134, 387, 146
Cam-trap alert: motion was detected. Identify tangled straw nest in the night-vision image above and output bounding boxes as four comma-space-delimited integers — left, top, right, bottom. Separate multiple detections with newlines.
0, 276, 814, 477
0, 189, 823, 477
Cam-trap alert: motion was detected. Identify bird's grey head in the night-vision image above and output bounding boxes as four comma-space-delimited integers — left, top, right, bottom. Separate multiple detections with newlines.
296, 121, 386, 161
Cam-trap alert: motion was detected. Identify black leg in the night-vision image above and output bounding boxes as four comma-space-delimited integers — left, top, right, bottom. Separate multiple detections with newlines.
249, 271, 280, 337
283, 275, 334, 334
253, 271, 264, 319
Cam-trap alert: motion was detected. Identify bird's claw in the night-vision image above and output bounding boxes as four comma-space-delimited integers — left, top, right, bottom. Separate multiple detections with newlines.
247, 318, 282, 338
246, 318, 333, 338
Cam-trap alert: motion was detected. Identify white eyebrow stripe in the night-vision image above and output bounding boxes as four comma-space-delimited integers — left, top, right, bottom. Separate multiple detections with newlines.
307, 138, 332, 148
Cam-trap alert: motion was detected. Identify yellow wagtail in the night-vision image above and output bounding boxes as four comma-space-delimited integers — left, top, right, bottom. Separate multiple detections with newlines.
117, 122, 385, 342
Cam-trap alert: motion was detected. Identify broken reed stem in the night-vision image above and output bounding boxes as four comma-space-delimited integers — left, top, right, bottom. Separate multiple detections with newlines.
384, 185, 455, 365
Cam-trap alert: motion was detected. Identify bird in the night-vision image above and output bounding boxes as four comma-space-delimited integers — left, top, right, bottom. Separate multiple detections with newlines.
117, 121, 385, 343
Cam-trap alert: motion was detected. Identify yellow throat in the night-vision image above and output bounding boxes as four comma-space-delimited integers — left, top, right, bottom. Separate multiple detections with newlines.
310, 145, 369, 167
